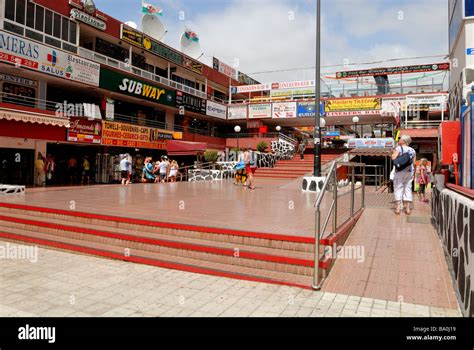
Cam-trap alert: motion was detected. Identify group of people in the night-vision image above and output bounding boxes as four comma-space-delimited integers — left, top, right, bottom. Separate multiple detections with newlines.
34, 153, 55, 187
120, 154, 180, 185
391, 135, 432, 216
233, 148, 258, 190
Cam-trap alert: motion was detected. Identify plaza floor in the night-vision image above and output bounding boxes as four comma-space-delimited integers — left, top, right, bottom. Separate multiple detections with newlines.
0, 242, 461, 317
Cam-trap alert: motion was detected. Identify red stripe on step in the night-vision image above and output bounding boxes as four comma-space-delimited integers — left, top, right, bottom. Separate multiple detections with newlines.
0, 214, 314, 267
0, 202, 314, 244
0, 231, 312, 290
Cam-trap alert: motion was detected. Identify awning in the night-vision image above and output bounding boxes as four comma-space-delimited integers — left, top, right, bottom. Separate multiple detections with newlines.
0, 110, 70, 128
349, 148, 392, 157
166, 140, 208, 156
399, 128, 438, 138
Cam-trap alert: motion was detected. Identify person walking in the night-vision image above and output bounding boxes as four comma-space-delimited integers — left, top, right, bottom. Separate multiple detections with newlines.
35, 153, 45, 187
391, 135, 416, 215
244, 147, 257, 190
120, 154, 131, 186
81, 155, 91, 185
141, 157, 155, 183
298, 142, 306, 160
169, 160, 179, 182
67, 156, 78, 185
44, 154, 55, 185
158, 156, 169, 183
417, 158, 430, 203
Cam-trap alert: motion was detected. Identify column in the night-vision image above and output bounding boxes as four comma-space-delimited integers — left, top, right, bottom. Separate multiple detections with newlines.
165, 110, 175, 131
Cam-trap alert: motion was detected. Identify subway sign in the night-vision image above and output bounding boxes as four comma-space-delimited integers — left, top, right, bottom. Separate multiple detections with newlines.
99, 68, 175, 106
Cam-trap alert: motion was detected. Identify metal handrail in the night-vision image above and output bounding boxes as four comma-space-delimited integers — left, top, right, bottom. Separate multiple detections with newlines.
313, 161, 366, 290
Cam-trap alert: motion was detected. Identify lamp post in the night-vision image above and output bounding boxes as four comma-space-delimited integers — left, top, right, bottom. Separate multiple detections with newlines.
314, 0, 322, 177
276, 125, 281, 133
352, 116, 359, 138
234, 125, 241, 150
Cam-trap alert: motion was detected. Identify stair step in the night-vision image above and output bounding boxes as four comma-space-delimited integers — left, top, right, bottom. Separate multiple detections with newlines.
0, 226, 316, 288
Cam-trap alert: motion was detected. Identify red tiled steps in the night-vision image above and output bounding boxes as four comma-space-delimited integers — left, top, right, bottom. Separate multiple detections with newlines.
0, 202, 362, 288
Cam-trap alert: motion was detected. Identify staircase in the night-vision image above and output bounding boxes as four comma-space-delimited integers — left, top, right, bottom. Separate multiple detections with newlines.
0, 200, 365, 289
255, 154, 341, 180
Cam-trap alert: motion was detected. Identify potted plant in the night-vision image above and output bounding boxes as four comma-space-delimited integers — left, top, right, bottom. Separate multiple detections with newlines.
257, 141, 268, 153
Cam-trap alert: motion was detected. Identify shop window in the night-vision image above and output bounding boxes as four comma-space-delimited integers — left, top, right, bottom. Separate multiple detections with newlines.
44, 9, 53, 35
5, 0, 16, 21
2, 82, 36, 108
15, 0, 25, 25
45, 36, 61, 49
53, 13, 61, 38
35, 6, 44, 32
61, 17, 69, 41
69, 22, 77, 44
25, 28, 43, 42
155, 66, 167, 78
95, 38, 128, 61
26, 1, 34, 28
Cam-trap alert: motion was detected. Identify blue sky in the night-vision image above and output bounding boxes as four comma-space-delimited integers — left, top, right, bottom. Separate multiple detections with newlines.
93, 0, 449, 83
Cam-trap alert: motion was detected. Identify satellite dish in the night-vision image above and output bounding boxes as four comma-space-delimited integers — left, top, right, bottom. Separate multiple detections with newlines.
180, 29, 202, 59
124, 21, 137, 29
142, 14, 166, 40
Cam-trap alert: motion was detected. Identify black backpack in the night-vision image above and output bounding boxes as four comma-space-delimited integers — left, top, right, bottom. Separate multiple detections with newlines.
393, 147, 413, 172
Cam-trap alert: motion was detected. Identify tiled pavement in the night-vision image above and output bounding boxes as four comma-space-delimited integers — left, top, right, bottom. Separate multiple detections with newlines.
0, 240, 461, 317
322, 193, 460, 310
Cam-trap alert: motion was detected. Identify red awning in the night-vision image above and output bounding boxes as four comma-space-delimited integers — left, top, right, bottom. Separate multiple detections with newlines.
166, 140, 208, 156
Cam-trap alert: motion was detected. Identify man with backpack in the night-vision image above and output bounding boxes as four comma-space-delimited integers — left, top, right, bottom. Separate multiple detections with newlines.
391, 135, 416, 215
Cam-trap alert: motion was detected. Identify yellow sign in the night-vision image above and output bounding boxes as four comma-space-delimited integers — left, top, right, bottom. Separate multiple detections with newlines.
325, 98, 381, 112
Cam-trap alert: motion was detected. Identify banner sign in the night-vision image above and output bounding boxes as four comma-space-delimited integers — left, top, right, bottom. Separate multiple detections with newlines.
176, 91, 206, 114
406, 94, 448, 105
325, 98, 381, 112
227, 105, 247, 120
100, 68, 175, 106
102, 121, 175, 150
120, 25, 143, 47
233, 83, 272, 94
142, 36, 183, 66
212, 57, 237, 79
67, 117, 102, 144
271, 88, 314, 97
70, 9, 106, 31
381, 97, 405, 116
182, 56, 203, 74
272, 102, 297, 118
272, 80, 315, 90
336, 63, 450, 79
206, 100, 227, 119
297, 101, 324, 118
238, 71, 260, 86
347, 138, 396, 148
248, 103, 272, 119
0, 30, 100, 86
0, 73, 38, 88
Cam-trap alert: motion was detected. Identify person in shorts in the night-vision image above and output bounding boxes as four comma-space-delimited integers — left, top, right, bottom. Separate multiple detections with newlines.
120, 154, 131, 186
417, 158, 430, 203
244, 147, 257, 190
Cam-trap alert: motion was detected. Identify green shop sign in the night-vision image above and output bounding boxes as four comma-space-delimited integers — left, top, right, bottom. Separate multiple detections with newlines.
100, 68, 175, 106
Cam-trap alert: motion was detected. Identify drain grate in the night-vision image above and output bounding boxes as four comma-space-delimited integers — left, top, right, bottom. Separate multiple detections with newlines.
407, 216, 432, 224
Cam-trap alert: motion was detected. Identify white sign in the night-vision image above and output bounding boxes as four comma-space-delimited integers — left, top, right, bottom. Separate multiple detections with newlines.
272, 102, 297, 118
218, 61, 236, 79
248, 103, 272, 119
273, 80, 315, 90
325, 110, 380, 117
234, 83, 272, 94
70, 9, 106, 31
206, 100, 227, 119
106, 99, 114, 120
227, 105, 247, 120
0, 30, 100, 86
406, 94, 448, 105
381, 97, 405, 116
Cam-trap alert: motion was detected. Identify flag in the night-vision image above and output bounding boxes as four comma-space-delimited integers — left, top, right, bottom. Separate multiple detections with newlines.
142, 3, 163, 16
184, 30, 199, 42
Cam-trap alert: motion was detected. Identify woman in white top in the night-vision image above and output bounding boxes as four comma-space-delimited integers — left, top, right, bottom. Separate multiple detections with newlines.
168, 160, 178, 182
391, 134, 417, 215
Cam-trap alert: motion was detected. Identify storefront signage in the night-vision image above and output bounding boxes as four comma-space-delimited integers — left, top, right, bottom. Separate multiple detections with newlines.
120, 24, 143, 47
271, 88, 314, 97
232, 83, 272, 94
206, 100, 227, 119
381, 97, 405, 116
67, 117, 102, 144
248, 103, 272, 119
0, 74, 38, 88
272, 80, 315, 90
182, 56, 203, 74
297, 101, 324, 118
347, 138, 395, 148
176, 91, 206, 114
238, 71, 260, 86
212, 57, 237, 79
70, 9, 106, 31
325, 98, 381, 113
0, 30, 100, 86
272, 102, 297, 118
105, 99, 115, 121
102, 121, 176, 150
227, 105, 247, 120
406, 94, 448, 106
336, 63, 450, 79
99, 68, 175, 106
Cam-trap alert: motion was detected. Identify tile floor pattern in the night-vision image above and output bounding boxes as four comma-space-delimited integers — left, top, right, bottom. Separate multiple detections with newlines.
0, 241, 461, 317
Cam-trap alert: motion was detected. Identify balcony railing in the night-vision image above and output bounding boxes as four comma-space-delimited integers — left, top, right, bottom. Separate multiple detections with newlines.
401, 120, 443, 129
77, 47, 208, 100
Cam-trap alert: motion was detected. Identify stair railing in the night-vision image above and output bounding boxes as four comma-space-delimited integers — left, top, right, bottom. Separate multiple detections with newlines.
313, 161, 367, 290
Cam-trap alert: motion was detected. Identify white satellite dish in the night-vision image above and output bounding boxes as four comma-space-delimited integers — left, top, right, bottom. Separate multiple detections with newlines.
142, 14, 166, 41
180, 30, 202, 59
124, 21, 138, 29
